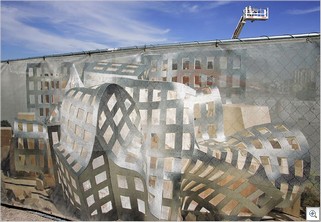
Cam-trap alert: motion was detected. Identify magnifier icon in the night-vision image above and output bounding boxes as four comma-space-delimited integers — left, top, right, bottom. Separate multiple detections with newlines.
309, 210, 317, 218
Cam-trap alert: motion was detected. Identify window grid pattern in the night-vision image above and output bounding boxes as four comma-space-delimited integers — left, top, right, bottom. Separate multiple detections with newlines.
56, 154, 82, 209
85, 62, 147, 86
227, 123, 311, 208
140, 50, 246, 99
107, 161, 149, 220
78, 75, 311, 220
54, 84, 110, 220
96, 83, 147, 220
26, 62, 70, 123
93, 79, 196, 220
80, 153, 116, 219
57, 86, 97, 172
181, 145, 283, 220
130, 82, 195, 220
54, 83, 151, 220
12, 119, 53, 176
193, 87, 225, 142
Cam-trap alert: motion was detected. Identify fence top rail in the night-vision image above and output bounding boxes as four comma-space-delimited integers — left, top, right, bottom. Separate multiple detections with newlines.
2, 32, 320, 63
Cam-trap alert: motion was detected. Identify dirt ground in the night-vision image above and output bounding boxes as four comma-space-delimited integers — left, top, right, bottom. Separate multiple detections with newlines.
1, 205, 54, 221
1, 203, 307, 221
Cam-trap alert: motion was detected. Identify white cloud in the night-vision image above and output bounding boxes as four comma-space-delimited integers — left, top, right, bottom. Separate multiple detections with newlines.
143, 1, 231, 15
286, 6, 320, 15
1, 1, 171, 55
182, 3, 200, 13
46, 2, 170, 43
1, 5, 108, 53
207, 1, 232, 10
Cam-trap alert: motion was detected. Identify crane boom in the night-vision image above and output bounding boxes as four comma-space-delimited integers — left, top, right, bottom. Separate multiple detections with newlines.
232, 16, 246, 39
232, 6, 269, 39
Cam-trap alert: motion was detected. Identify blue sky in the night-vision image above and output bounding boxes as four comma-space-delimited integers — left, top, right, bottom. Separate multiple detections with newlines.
1, 0, 320, 60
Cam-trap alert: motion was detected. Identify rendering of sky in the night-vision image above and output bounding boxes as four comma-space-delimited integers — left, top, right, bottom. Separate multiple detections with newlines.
1, 0, 320, 60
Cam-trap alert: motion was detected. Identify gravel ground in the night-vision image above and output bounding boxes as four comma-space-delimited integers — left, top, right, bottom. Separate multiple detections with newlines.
1, 205, 54, 221
1, 204, 306, 221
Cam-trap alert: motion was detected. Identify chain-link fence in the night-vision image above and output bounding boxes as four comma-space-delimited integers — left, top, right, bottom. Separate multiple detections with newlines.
1, 33, 320, 220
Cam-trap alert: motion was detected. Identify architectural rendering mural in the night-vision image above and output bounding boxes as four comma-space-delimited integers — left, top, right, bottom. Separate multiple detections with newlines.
1, 34, 319, 220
